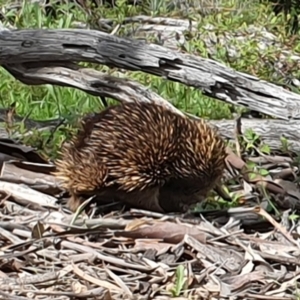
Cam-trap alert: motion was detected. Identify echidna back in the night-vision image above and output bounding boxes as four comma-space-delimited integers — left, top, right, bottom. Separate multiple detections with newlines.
54, 100, 227, 213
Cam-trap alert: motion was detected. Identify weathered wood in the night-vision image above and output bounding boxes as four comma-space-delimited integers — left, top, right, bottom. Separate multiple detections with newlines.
2, 64, 185, 116
4, 113, 300, 152
1, 28, 300, 120
0, 64, 298, 151
211, 118, 300, 152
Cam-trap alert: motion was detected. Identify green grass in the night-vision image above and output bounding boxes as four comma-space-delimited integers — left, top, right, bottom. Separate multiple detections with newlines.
0, 0, 300, 158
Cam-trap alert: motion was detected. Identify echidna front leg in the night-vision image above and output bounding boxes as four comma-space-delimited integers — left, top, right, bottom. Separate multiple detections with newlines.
116, 187, 165, 213
158, 182, 208, 213
67, 189, 86, 212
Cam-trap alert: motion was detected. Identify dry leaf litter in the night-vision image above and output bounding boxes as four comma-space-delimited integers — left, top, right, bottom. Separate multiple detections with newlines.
0, 113, 300, 300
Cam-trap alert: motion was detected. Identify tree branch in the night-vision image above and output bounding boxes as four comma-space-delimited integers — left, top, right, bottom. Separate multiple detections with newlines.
0, 63, 298, 151
0, 28, 300, 120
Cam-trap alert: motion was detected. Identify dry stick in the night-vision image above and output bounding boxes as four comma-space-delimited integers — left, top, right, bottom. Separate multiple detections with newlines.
255, 206, 299, 247
0, 272, 58, 291
234, 114, 242, 158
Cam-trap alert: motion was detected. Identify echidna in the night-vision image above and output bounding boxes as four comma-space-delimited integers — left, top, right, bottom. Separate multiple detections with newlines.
54, 101, 227, 213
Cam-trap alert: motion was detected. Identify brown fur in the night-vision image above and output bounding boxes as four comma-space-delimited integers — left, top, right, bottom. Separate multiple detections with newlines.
54, 101, 227, 213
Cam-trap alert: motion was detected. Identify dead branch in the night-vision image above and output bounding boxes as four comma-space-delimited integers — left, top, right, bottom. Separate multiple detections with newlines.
212, 118, 300, 151
0, 62, 297, 151
0, 68, 298, 151
1, 28, 300, 120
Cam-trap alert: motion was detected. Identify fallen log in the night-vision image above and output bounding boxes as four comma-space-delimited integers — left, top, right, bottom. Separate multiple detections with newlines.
0, 59, 298, 151
3, 116, 300, 152
0, 86, 298, 152
211, 118, 300, 152
1, 28, 300, 120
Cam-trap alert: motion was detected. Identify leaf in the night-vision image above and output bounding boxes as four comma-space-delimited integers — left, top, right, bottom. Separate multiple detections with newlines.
260, 144, 270, 154
116, 221, 207, 244
249, 172, 257, 180
31, 221, 45, 239
259, 168, 269, 176
171, 265, 186, 297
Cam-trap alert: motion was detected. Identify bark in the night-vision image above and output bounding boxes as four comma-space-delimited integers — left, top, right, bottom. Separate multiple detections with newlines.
0, 28, 300, 120
0, 74, 297, 151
